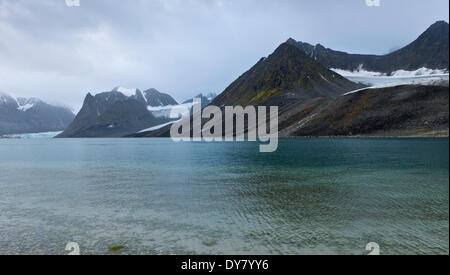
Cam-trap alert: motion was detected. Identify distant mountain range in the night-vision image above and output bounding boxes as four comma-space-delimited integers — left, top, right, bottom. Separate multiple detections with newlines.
56, 88, 216, 137
57, 87, 174, 137
4, 21, 447, 138
286, 21, 449, 75
138, 88, 179, 107
0, 92, 75, 136
136, 21, 449, 138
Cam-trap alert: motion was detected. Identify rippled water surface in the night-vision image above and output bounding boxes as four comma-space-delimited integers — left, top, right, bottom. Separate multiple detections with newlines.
0, 138, 448, 255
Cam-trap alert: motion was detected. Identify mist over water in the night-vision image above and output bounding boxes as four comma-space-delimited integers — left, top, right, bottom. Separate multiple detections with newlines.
0, 138, 448, 255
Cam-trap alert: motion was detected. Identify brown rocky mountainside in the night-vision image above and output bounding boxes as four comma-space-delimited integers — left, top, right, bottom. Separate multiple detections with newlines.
131, 28, 449, 139
212, 42, 363, 107
278, 83, 449, 137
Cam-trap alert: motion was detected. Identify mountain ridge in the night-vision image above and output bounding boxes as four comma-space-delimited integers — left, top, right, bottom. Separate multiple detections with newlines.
57, 87, 179, 138
212, 42, 364, 107
287, 21, 449, 74
0, 92, 75, 136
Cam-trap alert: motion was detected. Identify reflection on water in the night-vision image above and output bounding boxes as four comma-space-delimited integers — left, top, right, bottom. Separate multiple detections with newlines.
0, 138, 448, 255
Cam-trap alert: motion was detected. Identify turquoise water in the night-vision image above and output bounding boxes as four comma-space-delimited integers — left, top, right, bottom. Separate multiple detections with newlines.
0, 138, 448, 255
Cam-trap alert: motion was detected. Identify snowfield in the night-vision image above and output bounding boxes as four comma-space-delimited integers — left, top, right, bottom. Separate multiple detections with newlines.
138, 120, 181, 133
17, 103, 35, 112
113, 86, 139, 97
342, 73, 449, 96
331, 66, 448, 78
147, 102, 193, 118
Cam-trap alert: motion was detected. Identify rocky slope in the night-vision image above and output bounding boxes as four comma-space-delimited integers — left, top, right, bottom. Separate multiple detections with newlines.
142, 88, 179, 107
278, 82, 449, 137
133, 41, 364, 138
212, 42, 363, 107
133, 28, 449, 138
0, 92, 75, 136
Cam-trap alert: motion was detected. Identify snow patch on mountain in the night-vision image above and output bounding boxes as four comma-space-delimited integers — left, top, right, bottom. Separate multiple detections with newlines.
17, 103, 34, 112
138, 120, 180, 133
391, 67, 449, 77
113, 86, 138, 97
342, 74, 449, 96
332, 65, 448, 78
147, 102, 193, 118
331, 66, 386, 77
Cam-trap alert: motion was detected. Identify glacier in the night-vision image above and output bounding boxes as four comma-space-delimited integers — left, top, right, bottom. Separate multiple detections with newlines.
0, 131, 62, 139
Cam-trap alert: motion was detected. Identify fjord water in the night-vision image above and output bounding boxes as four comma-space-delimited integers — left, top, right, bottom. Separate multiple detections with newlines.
0, 138, 448, 255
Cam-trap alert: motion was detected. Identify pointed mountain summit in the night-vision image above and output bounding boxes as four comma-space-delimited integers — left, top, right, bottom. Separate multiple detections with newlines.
142, 88, 178, 107
287, 21, 449, 74
212, 42, 363, 107
57, 87, 178, 137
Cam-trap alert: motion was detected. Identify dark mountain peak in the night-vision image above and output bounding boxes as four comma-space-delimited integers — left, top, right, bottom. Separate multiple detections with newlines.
428, 20, 449, 30
287, 21, 449, 73
58, 88, 171, 138
286, 37, 297, 44
315, 43, 326, 50
272, 41, 305, 56
417, 20, 449, 39
144, 88, 159, 94
143, 88, 178, 107
413, 21, 449, 46
385, 20, 449, 71
58, 86, 180, 137
272, 41, 329, 63
82, 93, 95, 106
212, 41, 362, 107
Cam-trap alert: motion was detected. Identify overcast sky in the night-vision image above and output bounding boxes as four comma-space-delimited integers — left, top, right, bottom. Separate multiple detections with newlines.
0, 0, 448, 111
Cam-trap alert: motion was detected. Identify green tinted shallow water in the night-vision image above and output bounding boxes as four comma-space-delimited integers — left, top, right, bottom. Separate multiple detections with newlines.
0, 138, 448, 255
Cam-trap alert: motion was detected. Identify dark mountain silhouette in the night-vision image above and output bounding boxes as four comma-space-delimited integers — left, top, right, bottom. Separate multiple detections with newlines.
0, 93, 75, 136
142, 88, 179, 107
287, 21, 449, 74
133, 21, 449, 138
212, 42, 363, 107
57, 88, 175, 138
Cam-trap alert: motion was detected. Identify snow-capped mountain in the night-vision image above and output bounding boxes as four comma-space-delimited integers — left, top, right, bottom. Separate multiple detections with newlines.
0, 92, 75, 136
57, 87, 180, 137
